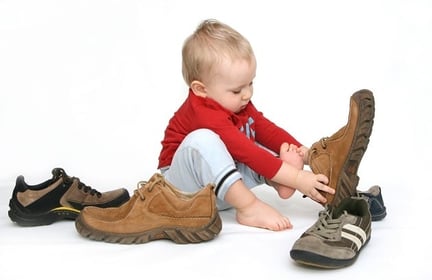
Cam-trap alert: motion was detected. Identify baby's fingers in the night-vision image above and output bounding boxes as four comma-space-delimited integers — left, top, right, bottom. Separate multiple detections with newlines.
316, 173, 329, 185
306, 188, 327, 204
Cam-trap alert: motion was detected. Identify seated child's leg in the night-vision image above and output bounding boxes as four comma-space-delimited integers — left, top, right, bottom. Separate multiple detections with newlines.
161, 128, 241, 210
162, 129, 291, 231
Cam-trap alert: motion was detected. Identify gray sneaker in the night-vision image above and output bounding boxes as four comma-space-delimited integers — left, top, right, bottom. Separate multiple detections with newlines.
290, 196, 371, 269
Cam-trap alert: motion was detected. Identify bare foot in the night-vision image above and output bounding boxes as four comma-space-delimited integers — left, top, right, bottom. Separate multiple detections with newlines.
273, 185, 296, 199
236, 198, 293, 231
270, 142, 305, 199
280, 143, 304, 170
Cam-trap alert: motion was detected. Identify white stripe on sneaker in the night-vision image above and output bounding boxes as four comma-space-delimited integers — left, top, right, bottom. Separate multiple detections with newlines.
342, 224, 367, 250
343, 223, 367, 241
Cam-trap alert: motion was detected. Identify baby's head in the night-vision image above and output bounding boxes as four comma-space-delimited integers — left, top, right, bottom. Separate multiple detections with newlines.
182, 19, 255, 87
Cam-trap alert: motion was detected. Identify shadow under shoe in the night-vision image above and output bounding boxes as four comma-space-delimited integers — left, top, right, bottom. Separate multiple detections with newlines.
308, 89, 375, 208
75, 173, 222, 244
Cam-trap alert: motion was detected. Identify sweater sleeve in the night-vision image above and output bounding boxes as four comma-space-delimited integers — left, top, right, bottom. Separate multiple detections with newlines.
196, 106, 286, 179
213, 124, 284, 179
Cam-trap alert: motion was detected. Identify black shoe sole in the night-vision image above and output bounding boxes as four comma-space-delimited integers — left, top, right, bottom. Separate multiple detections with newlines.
8, 198, 79, 226
75, 212, 223, 244
290, 237, 370, 269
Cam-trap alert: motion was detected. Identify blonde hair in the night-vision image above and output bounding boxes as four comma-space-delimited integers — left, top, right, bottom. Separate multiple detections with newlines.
182, 19, 255, 86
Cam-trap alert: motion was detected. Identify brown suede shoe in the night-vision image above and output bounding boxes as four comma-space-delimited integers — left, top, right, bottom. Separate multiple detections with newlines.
308, 89, 375, 207
75, 173, 222, 244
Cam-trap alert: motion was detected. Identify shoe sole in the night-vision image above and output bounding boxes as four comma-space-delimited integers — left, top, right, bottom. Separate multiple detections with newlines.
75, 213, 223, 244
290, 237, 370, 269
371, 210, 387, 222
332, 90, 374, 207
8, 198, 79, 226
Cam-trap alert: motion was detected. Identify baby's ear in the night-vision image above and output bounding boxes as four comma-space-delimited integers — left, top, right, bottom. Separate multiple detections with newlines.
190, 81, 207, 97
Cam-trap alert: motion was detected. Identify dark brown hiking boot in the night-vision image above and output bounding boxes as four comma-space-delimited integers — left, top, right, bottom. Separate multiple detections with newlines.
75, 173, 222, 244
8, 168, 130, 226
308, 89, 375, 207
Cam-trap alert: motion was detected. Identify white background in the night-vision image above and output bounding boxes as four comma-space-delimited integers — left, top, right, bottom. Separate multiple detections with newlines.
1, 1, 431, 279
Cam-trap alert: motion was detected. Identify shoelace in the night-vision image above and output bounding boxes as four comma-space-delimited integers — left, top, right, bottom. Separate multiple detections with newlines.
319, 137, 329, 149
54, 168, 102, 197
310, 137, 329, 155
309, 209, 347, 240
75, 179, 102, 197
135, 176, 164, 200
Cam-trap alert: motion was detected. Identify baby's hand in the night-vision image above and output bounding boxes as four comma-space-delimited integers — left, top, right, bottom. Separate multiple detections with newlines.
294, 170, 333, 204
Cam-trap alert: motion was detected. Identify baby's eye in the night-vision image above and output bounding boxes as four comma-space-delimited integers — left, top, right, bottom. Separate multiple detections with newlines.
232, 90, 241, 94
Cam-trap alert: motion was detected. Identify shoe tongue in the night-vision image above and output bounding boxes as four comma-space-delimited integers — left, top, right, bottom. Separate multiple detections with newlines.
148, 173, 166, 187
331, 210, 359, 223
150, 173, 163, 182
336, 211, 359, 224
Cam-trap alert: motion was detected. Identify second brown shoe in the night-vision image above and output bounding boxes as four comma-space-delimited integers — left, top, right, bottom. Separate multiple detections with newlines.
308, 89, 375, 207
75, 173, 222, 244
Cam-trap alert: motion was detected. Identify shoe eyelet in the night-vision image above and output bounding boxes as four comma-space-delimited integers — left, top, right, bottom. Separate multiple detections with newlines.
320, 137, 328, 149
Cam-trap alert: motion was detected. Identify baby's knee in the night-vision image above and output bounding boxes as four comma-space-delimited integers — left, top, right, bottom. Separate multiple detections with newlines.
187, 128, 219, 139
182, 129, 224, 148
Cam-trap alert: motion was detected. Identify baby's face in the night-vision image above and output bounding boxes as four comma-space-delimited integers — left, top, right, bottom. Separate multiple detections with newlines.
204, 57, 256, 113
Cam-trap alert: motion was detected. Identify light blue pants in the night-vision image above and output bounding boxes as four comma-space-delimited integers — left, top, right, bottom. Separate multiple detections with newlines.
160, 129, 266, 210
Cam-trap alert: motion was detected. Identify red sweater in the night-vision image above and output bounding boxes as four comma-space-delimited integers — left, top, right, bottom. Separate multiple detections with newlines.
158, 90, 302, 179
